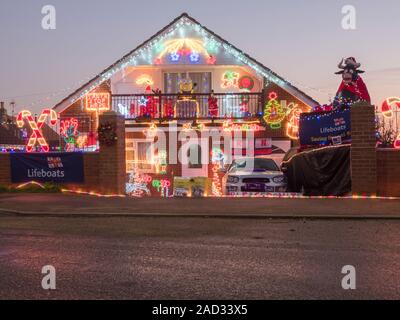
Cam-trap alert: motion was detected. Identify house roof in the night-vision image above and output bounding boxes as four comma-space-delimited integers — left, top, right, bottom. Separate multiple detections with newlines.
53, 13, 319, 113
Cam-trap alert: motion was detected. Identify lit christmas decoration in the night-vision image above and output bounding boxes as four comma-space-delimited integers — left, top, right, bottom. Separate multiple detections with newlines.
85, 92, 110, 112
156, 38, 210, 61
211, 147, 224, 196
263, 92, 287, 129
238, 76, 255, 91
286, 104, 311, 140
62, 15, 310, 110
206, 55, 217, 65
221, 71, 240, 89
135, 74, 154, 86
16, 109, 58, 152
189, 51, 200, 62
395, 133, 400, 149
381, 97, 400, 119
222, 120, 263, 132
143, 123, 158, 137
169, 52, 181, 62
60, 118, 79, 151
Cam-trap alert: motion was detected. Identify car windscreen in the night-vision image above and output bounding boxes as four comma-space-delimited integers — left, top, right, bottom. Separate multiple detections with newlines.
229, 158, 279, 172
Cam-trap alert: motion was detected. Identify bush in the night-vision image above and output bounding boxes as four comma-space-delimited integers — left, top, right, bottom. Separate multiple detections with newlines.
0, 185, 9, 193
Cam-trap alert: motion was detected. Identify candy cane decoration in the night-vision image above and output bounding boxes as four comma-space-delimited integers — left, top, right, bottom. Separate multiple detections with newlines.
17, 109, 58, 152
381, 97, 400, 119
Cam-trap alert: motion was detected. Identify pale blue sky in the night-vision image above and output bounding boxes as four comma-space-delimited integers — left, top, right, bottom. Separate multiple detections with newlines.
0, 0, 399, 113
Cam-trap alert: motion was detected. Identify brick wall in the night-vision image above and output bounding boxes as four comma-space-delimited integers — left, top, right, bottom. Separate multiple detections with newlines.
0, 153, 10, 185
377, 149, 400, 197
350, 102, 377, 195
98, 111, 126, 194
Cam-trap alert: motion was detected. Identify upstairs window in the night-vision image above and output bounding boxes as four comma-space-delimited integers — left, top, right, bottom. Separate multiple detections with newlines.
164, 72, 211, 94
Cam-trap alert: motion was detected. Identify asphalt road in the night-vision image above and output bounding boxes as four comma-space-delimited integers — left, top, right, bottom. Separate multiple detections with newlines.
0, 215, 400, 299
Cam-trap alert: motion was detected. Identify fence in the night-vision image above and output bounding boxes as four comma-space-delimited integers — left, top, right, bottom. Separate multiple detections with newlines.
112, 92, 263, 120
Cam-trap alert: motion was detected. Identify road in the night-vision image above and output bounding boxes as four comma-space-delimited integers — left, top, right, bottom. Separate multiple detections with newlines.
0, 215, 400, 299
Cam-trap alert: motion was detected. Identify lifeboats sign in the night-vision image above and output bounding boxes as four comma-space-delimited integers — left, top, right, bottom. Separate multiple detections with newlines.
10, 153, 84, 183
299, 108, 351, 147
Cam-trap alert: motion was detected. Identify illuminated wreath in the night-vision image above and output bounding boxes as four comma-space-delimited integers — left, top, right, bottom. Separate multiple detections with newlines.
238, 76, 255, 91
98, 122, 117, 146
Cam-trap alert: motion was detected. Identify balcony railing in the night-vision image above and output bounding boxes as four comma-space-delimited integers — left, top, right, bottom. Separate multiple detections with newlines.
112, 92, 263, 120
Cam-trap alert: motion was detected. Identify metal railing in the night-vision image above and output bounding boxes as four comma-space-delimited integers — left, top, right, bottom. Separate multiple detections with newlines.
112, 92, 263, 120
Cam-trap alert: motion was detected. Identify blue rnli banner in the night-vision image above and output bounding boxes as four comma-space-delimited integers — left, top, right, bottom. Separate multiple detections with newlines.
299, 108, 351, 147
10, 153, 84, 183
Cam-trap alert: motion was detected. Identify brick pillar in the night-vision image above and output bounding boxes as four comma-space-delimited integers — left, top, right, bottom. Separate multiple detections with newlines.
351, 102, 377, 196
98, 111, 126, 195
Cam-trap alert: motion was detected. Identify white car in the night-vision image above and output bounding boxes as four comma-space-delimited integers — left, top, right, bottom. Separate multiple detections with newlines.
222, 157, 287, 195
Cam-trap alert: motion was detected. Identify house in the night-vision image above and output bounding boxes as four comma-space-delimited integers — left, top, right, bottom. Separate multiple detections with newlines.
53, 13, 319, 195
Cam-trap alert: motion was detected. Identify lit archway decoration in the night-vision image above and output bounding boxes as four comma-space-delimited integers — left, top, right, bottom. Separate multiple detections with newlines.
17, 109, 58, 152
156, 38, 211, 62
381, 97, 400, 119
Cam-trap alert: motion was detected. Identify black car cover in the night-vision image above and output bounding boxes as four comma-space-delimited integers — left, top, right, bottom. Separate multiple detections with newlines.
284, 145, 351, 196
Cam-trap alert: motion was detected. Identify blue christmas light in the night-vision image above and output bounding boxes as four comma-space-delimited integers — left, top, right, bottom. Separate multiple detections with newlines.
169, 52, 180, 62
189, 52, 200, 63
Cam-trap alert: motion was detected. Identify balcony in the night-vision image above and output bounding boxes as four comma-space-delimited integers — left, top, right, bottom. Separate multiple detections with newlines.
112, 92, 264, 121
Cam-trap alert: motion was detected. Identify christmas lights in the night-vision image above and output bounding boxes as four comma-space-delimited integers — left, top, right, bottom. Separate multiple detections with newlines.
286, 104, 311, 140
60, 15, 321, 112
16, 181, 46, 189
136, 74, 154, 86
381, 97, 400, 119
395, 133, 400, 149
222, 120, 263, 132
85, 92, 110, 112
156, 38, 210, 62
263, 92, 287, 129
143, 123, 158, 137
16, 109, 58, 152
211, 147, 224, 196
221, 71, 240, 89
60, 118, 79, 151
238, 76, 255, 91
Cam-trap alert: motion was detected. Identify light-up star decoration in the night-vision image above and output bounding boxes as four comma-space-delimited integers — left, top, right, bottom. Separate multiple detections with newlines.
169, 52, 181, 62
138, 96, 149, 106
189, 52, 200, 63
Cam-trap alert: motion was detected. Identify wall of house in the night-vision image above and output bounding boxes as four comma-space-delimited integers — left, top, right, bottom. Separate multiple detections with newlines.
111, 65, 263, 95
125, 127, 291, 178
377, 149, 400, 197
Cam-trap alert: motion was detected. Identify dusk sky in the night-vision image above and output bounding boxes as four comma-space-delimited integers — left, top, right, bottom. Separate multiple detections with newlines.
1, 0, 399, 113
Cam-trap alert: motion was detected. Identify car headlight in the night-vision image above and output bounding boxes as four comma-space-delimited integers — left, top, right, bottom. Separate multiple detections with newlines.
227, 176, 240, 184
272, 176, 285, 183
